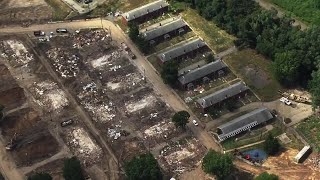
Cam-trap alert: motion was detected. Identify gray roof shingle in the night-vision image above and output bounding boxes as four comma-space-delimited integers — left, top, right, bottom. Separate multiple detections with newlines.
122, 0, 169, 22
178, 60, 227, 85
141, 18, 187, 41
217, 108, 273, 141
157, 38, 207, 62
196, 81, 249, 109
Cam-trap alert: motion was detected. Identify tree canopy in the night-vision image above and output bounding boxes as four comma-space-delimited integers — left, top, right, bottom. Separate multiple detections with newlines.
128, 22, 150, 54
63, 157, 85, 180
264, 134, 280, 155
28, 172, 52, 180
172, 110, 190, 128
177, 0, 320, 107
160, 61, 178, 86
202, 150, 234, 180
0, 104, 4, 120
124, 153, 162, 180
255, 172, 279, 180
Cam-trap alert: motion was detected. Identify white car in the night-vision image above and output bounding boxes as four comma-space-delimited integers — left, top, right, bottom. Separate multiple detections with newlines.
192, 120, 198, 126
280, 97, 292, 106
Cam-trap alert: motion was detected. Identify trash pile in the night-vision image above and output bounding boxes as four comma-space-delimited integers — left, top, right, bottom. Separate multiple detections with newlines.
125, 94, 157, 113
46, 48, 80, 78
0, 40, 34, 67
29, 80, 69, 112
78, 82, 116, 123
73, 30, 111, 48
67, 127, 102, 164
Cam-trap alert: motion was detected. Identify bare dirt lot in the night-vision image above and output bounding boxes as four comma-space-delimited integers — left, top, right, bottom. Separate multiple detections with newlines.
0, 0, 52, 26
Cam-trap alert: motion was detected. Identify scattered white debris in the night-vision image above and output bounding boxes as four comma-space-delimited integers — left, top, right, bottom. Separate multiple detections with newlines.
126, 95, 157, 113
67, 127, 102, 163
144, 121, 174, 137
1, 40, 34, 66
165, 148, 195, 163
107, 82, 121, 90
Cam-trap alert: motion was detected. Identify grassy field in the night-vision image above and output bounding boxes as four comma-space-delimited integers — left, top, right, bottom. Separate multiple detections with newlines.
269, 0, 320, 25
118, 0, 154, 12
296, 116, 320, 151
223, 49, 283, 102
181, 9, 235, 53
45, 0, 72, 20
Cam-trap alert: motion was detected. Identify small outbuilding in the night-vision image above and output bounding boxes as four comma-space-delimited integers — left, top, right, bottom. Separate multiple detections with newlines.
294, 145, 311, 163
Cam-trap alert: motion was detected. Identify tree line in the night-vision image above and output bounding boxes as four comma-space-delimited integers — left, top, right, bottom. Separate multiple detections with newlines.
176, 0, 320, 107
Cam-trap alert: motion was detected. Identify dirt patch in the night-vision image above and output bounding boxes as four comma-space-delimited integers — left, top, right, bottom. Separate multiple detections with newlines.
0, 0, 52, 26
243, 65, 271, 89
27, 158, 65, 180
13, 132, 60, 167
0, 108, 41, 138
0, 87, 26, 111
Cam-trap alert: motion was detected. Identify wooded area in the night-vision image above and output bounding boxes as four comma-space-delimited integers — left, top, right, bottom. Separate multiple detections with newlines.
176, 0, 320, 107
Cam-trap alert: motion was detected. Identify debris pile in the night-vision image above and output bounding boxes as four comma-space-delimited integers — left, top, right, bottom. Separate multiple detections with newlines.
78, 82, 116, 122
144, 121, 174, 137
125, 94, 157, 113
91, 51, 121, 69
0, 40, 34, 66
67, 127, 102, 164
158, 138, 206, 175
46, 48, 80, 78
73, 30, 111, 48
29, 80, 69, 112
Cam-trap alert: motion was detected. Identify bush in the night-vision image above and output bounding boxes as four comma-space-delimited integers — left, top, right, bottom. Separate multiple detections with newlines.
202, 150, 233, 180
28, 172, 52, 180
63, 157, 85, 180
125, 153, 162, 180
255, 172, 279, 180
264, 133, 280, 155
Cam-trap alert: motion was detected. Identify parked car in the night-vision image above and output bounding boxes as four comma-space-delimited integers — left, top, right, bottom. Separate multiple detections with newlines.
34, 30, 45, 36
56, 28, 68, 33
61, 119, 74, 127
192, 120, 198, 126
280, 97, 292, 106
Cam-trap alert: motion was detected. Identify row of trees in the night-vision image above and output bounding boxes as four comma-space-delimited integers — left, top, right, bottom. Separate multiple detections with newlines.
178, 0, 320, 107
28, 157, 85, 180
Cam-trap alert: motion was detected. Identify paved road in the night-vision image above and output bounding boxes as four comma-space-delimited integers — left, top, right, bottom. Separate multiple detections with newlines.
254, 0, 308, 30
0, 19, 221, 179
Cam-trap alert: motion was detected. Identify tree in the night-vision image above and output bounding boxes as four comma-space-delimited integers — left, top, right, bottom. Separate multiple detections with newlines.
172, 110, 190, 128
206, 53, 215, 63
128, 22, 140, 41
124, 153, 162, 180
272, 51, 301, 85
63, 156, 85, 180
264, 133, 280, 155
28, 172, 52, 180
160, 61, 178, 86
202, 150, 234, 180
309, 69, 320, 108
255, 172, 279, 180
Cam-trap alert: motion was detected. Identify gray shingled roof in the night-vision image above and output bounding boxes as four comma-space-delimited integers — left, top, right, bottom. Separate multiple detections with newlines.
157, 38, 207, 62
178, 60, 227, 85
122, 0, 169, 22
217, 108, 273, 141
196, 82, 249, 109
141, 18, 187, 41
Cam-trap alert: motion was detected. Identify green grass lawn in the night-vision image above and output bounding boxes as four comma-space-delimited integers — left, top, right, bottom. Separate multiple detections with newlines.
269, 0, 320, 25
118, 0, 155, 12
296, 116, 320, 151
181, 9, 235, 53
45, 0, 72, 20
223, 49, 283, 102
